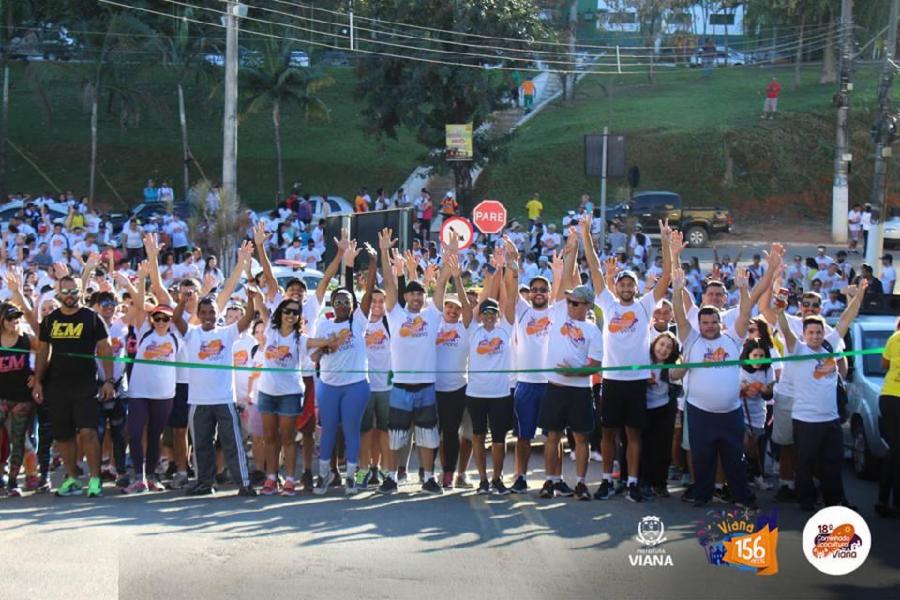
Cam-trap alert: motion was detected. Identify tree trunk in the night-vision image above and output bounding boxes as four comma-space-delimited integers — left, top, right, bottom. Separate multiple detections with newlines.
794, 10, 807, 90
564, 0, 577, 101
819, 14, 837, 84
453, 162, 474, 215
178, 81, 191, 201
0, 1, 11, 203
273, 99, 284, 201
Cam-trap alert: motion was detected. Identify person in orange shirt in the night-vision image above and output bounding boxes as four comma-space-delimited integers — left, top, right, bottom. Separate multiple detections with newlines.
521, 79, 536, 113
354, 192, 369, 213
440, 191, 458, 218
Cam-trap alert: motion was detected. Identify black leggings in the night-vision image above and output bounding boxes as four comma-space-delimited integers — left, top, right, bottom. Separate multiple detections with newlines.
437, 387, 466, 474
97, 397, 128, 473
794, 418, 844, 507
640, 399, 676, 487
879, 395, 900, 507
35, 401, 54, 479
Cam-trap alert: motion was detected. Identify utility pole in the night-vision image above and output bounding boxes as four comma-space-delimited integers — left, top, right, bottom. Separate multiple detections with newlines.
222, 1, 241, 210
831, 0, 853, 243
866, 0, 899, 273
599, 126, 608, 249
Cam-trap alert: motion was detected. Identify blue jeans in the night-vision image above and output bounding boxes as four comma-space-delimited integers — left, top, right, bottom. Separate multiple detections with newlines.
686, 402, 752, 504
317, 379, 370, 463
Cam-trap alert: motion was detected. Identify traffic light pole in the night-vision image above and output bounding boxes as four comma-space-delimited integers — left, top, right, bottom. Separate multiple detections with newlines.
865, 0, 899, 272
831, 0, 853, 243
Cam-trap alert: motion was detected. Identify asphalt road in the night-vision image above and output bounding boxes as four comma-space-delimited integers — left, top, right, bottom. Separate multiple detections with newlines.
3, 453, 899, 600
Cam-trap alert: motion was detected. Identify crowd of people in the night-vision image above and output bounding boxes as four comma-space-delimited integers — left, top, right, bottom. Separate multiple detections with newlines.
0, 194, 899, 521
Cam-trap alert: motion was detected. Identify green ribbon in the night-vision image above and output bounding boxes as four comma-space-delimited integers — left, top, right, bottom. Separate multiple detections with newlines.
2, 345, 884, 375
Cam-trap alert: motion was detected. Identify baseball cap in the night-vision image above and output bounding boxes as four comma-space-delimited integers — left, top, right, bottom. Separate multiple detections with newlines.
881, 254, 892, 260
405, 280, 426, 294
634, 223, 643, 231
150, 304, 174, 316
565, 285, 594, 306
478, 298, 500, 314
538, 255, 549, 263
443, 294, 462, 308
615, 270, 638, 283
2, 305, 23, 320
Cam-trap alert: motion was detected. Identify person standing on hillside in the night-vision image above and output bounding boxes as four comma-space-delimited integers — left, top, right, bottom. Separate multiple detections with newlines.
521, 78, 536, 114
525, 194, 543, 226
762, 77, 781, 120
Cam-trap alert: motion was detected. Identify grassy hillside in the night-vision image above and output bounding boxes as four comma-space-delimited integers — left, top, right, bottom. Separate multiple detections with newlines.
4, 63, 421, 210
475, 64, 896, 225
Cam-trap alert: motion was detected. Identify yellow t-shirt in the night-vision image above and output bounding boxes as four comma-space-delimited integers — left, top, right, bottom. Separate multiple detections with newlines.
525, 198, 543, 220
883, 330, 900, 397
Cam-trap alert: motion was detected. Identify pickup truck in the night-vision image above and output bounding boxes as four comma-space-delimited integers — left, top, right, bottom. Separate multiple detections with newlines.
602, 191, 732, 248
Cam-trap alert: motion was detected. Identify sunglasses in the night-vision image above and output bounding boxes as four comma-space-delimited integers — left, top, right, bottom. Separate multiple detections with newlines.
152, 315, 171, 323
59, 288, 80, 296
530, 287, 549, 293
332, 299, 352, 308
282, 307, 301, 316
801, 302, 821, 309
99, 300, 117, 308
567, 299, 585, 307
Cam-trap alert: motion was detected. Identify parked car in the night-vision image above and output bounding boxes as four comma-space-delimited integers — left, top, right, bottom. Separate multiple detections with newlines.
253, 196, 353, 223
203, 49, 263, 68
603, 191, 732, 247
287, 50, 310, 68
837, 301, 900, 479
0, 200, 69, 232
689, 46, 748, 67
7, 22, 80, 62
884, 206, 900, 249
105, 202, 191, 234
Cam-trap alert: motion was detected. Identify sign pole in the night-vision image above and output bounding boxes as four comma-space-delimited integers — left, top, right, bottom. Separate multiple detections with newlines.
599, 126, 608, 248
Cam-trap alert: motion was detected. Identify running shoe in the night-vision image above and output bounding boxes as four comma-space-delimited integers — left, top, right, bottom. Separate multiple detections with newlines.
122, 480, 148, 495
55, 477, 83, 497
626, 482, 643, 503
261, 478, 279, 496
553, 480, 574, 498
652, 484, 670, 498
442, 471, 454, 490
614, 480, 626, 496
476, 479, 491, 495
668, 465, 683, 481
538, 480, 554, 499
328, 469, 342, 487
752, 476, 773, 491
574, 482, 591, 501
250, 470, 267, 487
184, 482, 216, 496
24, 475, 40, 492
238, 485, 257, 497
301, 470, 314, 493
355, 469, 369, 489
455, 473, 473, 489
147, 478, 166, 493
313, 471, 335, 495
378, 477, 398, 494
115, 475, 130, 489
490, 479, 510, 496
593, 480, 613, 500
86, 477, 103, 498
7, 485, 22, 498
397, 467, 408, 483
713, 485, 731, 504
36, 476, 51, 494
215, 470, 230, 485
422, 478, 443, 495
345, 477, 359, 496
99, 467, 116, 482
168, 472, 190, 490
774, 484, 797, 503
281, 479, 297, 497
589, 451, 603, 463
510, 475, 528, 494
367, 468, 381, 487
680, 484, 697, 503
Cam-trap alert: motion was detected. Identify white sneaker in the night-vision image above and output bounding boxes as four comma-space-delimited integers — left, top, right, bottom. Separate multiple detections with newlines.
313, 471, 335, 495
345, 476, 359, 496
590, 451, 602, 463
753, 476, 773, 491
568, 451, 576, 461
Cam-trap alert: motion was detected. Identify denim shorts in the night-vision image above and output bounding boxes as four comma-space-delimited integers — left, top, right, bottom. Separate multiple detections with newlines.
256, 391, 303, 417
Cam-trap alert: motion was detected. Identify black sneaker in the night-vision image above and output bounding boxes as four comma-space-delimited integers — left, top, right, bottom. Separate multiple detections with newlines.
238, 485, 257, 497
165, 462, 178, 479
653, 484, 670, 498
368, 468, 381, 487
397, 467, 408, 483
681, 484, 696, 503
614, 480, 626, 496
477, 479, 491, 495
510, 475, 528, 494
422, 478, 443, 495
378, 477, 398, 494
115, 475, 130, 489
593, 480, 613, 500
774, 484, 796, 503
250, 470, 267, 487
215, 471, 229, 485
713, 485, 731, 504
491, 479, 510, 496
574, 482, 591, 501
538, 480, 554, 499
184, 482, 216, 496
301, 470, 314, 493
626, 482, 643, 503
554, 480, 574, 497
329, 469, 342, 487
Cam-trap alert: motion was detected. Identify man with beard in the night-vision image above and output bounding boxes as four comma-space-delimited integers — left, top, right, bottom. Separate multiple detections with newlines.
32, 275, 117, 497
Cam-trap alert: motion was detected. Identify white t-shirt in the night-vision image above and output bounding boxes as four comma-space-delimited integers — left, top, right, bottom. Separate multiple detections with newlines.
687, 304, 738, 332
881, 265, 896, 295
315, 308, 368, 387
98, 319, 129, 385
435, 319, 468, 392
514, 298, 552, 384
466, 321, 513, 398
646, 368, 672, 410
682, 328, 745, 413
232, 334, 259, 404
788, 330, 844, 423
183, 322, 241, 404
258, 325, 308, 396
365, 317, 392, 392
545, 301, 604, 388
848, 209, 862, 231
127, 325, 180, 400
597, 289, 656, 381
740, 367, 773, 429
268, 293, 320, 375
387, 303, 442, 385
773, 314, 834, 398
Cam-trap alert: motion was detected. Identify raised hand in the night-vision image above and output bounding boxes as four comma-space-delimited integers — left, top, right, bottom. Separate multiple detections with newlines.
604, 256, 618, 278
764, 242, 785, 270
565, 226, 579, 252
389, 248, 405, 277
136, 260, 151, 280
363, 242, 377, 259
342, 239, 360, 267
423, 263, 438, 289
669, 230, 686, 262
734, 266, 749, 289
502, 235, 519, 263
253, 222, 269, 248
710, 263, 723, 282
445, 252, 461, 278
237, 240, 254, 265
378, 227, 396, 251
143, 233, 162, 258
491, 246, 506, 270
403, 250, 418, 276
580, 214, 593, 239
550, 250, 564, 278
5, 268, 22, 294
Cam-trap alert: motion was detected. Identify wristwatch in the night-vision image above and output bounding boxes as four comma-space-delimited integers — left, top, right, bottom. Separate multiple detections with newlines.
104, 378, 115, 385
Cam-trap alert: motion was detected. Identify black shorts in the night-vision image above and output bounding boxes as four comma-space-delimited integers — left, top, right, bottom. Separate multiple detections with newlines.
46, 381, 100, 440
466, 395, 513, 442
601, 378, 648, 429
539, 384, 594, 434
168, 383, 189, 428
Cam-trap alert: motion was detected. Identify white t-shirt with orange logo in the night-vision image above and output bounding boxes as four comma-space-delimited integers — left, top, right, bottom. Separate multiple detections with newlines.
365, 317, 392, 392
787, 330, 843, 423
514, 297, 552, 384
315, 308, 368, 387
435, 319, 468, 392
545, 302, 604, 388
682, 328, 745, 413
184, 322, 241, 405
258, 325, 308, 396
466, 321, 512, 398
596, 289, 656, 381
232, 334, 259, 404
387, 304, 442, 385
127, 325, 179, 399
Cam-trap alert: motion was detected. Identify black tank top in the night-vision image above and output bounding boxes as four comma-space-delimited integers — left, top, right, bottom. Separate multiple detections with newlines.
0, 333, 33, 402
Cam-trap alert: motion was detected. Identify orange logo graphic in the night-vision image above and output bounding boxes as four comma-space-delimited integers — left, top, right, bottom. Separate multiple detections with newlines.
365, 329, 387, 348
436, 328, 460, 346
813, 358, 836, 379
233, 349, 249, 366
560, 322, 585, 343
476, 337, 504, 355
144, 341, 174, 360
198, 339, 225, 360
265, 344, 292, 362
399, 316, 427, 338
609, 311, 638, 334
526, 315, 550, 336
111, 338, 123, 354
703, 347, 728, 362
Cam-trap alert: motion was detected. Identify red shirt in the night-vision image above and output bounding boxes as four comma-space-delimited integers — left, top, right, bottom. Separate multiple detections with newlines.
766, 81, 781, 98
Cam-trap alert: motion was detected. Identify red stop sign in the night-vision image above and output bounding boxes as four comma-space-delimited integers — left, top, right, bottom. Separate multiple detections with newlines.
472, 200, 507, 234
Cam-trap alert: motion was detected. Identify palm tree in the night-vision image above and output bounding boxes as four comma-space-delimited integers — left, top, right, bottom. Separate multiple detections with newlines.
241, 37, 334, 201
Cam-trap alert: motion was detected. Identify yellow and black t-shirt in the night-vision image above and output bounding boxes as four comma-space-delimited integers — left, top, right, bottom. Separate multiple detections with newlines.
39, 307, 109, 384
